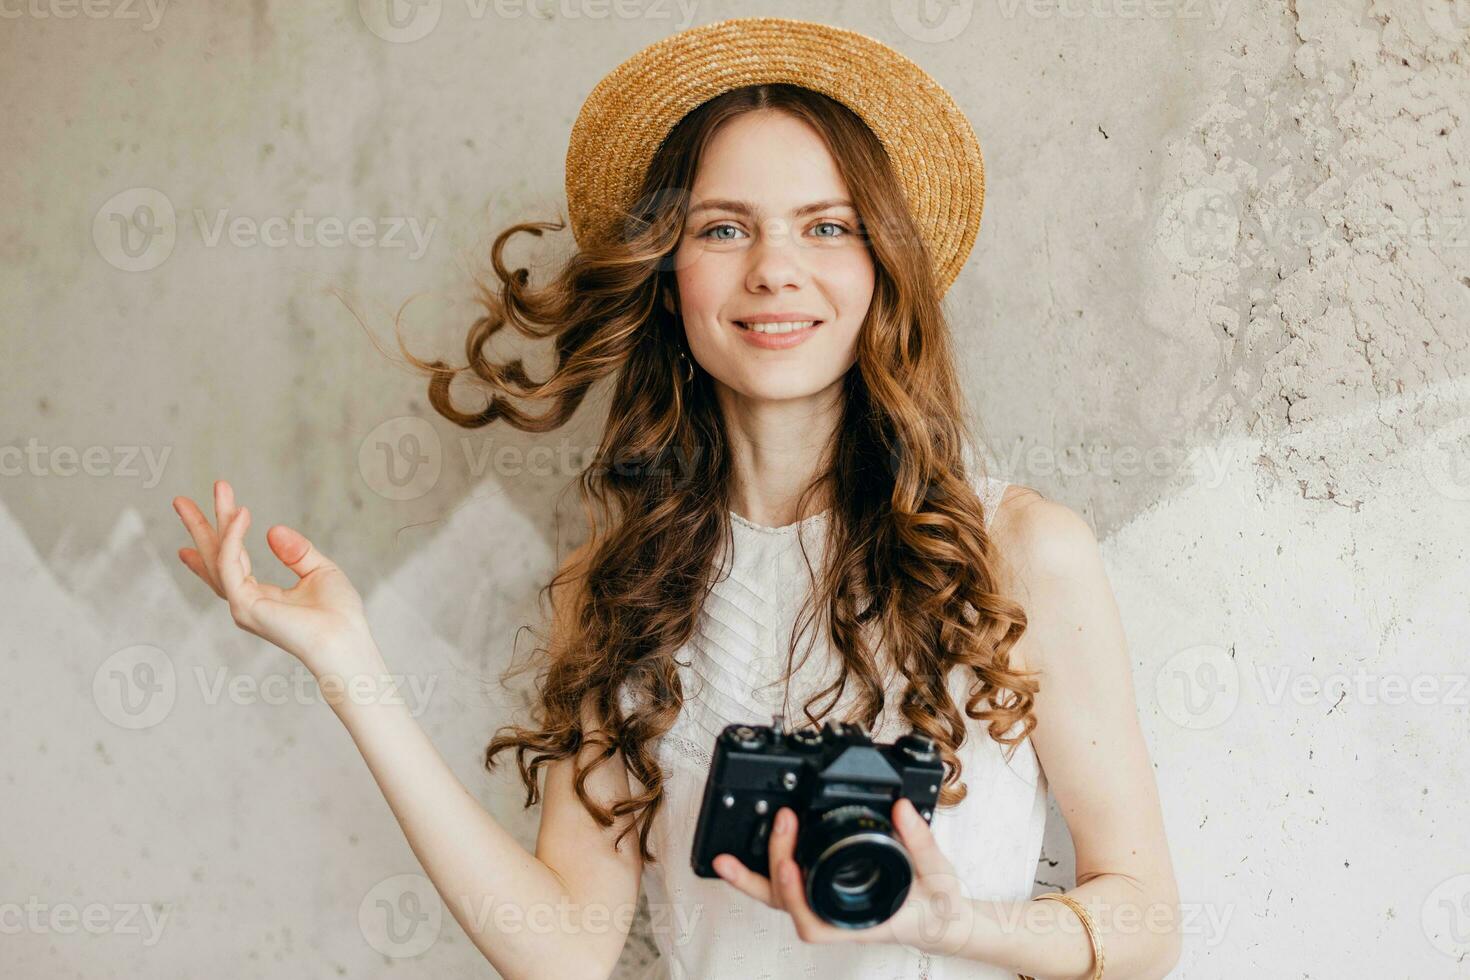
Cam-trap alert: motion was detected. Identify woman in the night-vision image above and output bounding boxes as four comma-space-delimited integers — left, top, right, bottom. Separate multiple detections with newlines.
170, 17, 1180, 980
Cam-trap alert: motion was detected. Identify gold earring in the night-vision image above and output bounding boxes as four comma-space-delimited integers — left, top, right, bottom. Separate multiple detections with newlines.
679, 349, 694, 383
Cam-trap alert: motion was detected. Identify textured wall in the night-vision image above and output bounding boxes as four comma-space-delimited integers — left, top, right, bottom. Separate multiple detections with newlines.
2, 1, 1467, 977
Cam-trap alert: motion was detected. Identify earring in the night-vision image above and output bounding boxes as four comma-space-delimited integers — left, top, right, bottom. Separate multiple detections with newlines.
678, 349, 694, 383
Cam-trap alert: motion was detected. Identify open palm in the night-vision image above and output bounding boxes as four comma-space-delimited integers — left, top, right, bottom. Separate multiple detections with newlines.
172, 479, 370, 674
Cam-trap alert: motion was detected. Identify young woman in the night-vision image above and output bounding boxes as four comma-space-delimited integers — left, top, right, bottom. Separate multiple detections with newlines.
171, 18, 1180, 980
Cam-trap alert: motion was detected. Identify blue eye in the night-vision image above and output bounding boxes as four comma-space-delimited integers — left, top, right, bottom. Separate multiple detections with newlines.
696, 220, 854, 241
699, 223, 745, 241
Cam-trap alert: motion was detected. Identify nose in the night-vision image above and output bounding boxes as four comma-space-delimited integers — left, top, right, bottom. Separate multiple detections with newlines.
744, 217, 810, 294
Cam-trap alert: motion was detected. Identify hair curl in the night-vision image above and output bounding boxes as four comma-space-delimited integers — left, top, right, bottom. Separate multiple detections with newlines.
394, 83, 1040, 864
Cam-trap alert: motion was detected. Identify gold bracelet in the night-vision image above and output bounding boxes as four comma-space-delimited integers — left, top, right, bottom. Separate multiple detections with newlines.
1015, 891, 1105, 980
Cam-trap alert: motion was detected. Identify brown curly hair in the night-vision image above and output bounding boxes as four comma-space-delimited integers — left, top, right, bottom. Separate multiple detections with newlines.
395, 83, 1040, 864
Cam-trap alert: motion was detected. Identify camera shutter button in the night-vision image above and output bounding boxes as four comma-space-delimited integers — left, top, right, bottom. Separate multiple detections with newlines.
788, 728, 822, 750
724, 724, 766, 751
898, 732, 938, 761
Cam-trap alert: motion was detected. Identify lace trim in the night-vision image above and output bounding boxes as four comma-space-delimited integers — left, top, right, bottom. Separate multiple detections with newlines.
983, 477, 1009, 531
728, 507, 832, 535
659, 730, 712, 769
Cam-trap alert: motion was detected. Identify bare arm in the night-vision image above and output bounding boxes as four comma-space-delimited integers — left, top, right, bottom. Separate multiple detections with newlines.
950, 487, 1183, 979
329, 660, 642, 979
326, 539, 643, 980
171, 482, 639, 980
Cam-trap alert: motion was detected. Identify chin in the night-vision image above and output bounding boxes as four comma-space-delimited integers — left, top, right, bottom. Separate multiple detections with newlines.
728, 371, 843, 402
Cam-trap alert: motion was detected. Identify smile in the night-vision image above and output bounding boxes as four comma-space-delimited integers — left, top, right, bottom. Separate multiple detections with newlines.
733, 319, 824, 349
736, 319, 820, 334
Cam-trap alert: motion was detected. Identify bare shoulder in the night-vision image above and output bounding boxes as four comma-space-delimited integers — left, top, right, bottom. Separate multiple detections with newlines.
985, 483, 1110, 675
989, 483, 1102, 587
985, 485, 1179, 943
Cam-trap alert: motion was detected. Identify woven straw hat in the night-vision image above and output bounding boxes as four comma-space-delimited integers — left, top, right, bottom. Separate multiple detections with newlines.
564, 16, 985, 295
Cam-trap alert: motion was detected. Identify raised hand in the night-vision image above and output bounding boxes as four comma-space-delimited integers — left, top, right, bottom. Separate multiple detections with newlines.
172, 479, 373, 676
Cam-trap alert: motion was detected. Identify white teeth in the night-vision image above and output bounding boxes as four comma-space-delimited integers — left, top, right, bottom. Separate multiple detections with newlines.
739, 320, 818, 334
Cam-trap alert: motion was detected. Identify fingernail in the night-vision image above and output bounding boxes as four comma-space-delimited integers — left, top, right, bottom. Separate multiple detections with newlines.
777, 809, 793, 833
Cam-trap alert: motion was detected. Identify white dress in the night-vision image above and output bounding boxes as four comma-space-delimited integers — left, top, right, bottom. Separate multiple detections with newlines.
624, 475, 1047, 980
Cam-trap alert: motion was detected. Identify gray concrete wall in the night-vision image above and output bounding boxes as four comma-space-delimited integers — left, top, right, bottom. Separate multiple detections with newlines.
2, 1, 1467, 977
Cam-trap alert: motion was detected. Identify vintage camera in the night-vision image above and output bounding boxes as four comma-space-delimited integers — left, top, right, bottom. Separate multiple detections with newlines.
690, 714, 944, 929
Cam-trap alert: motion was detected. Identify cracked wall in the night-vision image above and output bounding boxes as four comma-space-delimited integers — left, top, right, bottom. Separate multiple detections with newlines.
1148, 0, 1470, 506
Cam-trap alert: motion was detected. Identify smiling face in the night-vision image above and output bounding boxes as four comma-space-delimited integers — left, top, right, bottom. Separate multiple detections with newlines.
668, 109, 877, 402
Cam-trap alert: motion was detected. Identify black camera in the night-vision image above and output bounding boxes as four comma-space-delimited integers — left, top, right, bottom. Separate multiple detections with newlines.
690, 714, 944, 929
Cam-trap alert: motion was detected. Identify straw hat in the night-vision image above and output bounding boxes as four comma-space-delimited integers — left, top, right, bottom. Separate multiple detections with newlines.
564, 16, 985, 295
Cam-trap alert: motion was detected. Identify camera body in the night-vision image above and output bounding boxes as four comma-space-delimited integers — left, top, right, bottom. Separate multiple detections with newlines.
690, 714, 945, 929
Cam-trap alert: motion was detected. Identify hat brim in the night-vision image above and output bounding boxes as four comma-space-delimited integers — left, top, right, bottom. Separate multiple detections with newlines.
565, 17, 984, 295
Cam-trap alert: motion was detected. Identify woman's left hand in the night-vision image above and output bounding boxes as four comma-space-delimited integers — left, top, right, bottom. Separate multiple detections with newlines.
712, 797, 976, 955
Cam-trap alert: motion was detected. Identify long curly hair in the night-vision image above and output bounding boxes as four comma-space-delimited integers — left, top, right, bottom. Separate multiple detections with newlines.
396, 83, 1040, 864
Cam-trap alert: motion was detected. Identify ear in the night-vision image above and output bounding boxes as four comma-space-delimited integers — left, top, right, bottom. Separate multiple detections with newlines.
662, 287, 678, 316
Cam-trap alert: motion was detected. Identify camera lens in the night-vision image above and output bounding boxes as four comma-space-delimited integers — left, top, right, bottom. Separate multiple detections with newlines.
799, 804, 914, 929
829, 855, 881, 898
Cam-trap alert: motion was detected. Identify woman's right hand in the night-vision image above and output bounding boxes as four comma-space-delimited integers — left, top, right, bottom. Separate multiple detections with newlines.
172, 479, 373, 677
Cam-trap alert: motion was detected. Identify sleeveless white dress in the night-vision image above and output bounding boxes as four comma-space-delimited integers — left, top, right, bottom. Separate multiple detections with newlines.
623, 475, 1047, 980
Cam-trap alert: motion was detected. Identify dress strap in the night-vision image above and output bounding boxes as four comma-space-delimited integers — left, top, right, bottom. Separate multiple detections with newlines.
982, 475, 1010, 530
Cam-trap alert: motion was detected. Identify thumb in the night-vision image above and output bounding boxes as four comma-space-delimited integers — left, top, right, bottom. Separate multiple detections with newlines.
266, 524, 335, 580
897, 799, 954, 879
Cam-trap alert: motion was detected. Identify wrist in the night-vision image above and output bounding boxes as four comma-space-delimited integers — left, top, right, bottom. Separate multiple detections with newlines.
309, 621, 380, 668
961, 896, 1040, 966
310, 631, 389, 706
911, 894, 1005, 961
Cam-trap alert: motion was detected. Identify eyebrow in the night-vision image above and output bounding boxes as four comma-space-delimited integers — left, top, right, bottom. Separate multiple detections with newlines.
686, 197, 857, 219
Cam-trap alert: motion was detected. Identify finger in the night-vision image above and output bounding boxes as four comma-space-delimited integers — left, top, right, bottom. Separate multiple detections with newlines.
894, 798, 955, 878
773, 857, 831, 943
712, 854, 774, 907
767, 808, 799, 911
265, 523, 335, 580
213, 483, 254, 579
173, 496, 220, 561
213, 480, 237, 538
217, 506, 254, 596
177, 547, 225, 599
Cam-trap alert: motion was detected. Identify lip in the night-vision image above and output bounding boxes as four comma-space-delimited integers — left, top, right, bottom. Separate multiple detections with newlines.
737, 312, 825, 324
731, 314, 826, 349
